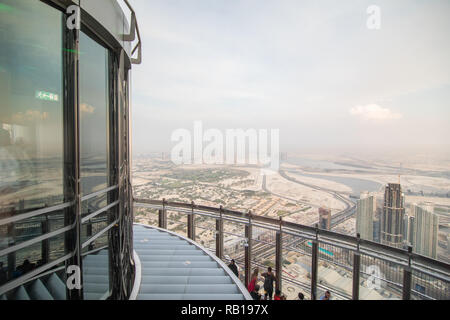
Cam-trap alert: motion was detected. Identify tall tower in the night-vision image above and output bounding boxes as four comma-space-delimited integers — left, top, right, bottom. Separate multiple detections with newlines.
412, 203, 439, 259
381, 183, 405, 249
356, 191, 375, 241
319, 207, 331, 230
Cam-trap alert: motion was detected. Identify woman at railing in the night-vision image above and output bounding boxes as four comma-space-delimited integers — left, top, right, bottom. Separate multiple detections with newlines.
247, 268, 259, 293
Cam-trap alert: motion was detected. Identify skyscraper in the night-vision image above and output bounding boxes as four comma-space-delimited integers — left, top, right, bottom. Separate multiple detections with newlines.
319, 207, 331, 230
412, 203, 439, 259
356, 191, 375, 241
381, 183, 405, 249
407, 215, 415, 246
373, 204, 383, 243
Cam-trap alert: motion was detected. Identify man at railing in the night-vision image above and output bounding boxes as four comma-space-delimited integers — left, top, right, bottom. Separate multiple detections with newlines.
262, 267, 277, 300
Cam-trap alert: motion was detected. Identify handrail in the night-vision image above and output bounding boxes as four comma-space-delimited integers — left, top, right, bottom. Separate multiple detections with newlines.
121, 0, 142, 64
133, 198, 450, 283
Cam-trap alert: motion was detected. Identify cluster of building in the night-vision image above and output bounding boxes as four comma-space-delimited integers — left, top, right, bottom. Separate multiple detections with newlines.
355, 183, 440, 259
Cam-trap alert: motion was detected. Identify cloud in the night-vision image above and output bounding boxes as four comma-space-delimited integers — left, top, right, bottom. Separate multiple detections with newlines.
349, 104, 403, 121
80, 103, 95, 114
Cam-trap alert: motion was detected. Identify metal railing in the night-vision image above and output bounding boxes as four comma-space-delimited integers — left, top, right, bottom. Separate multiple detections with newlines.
121, 0, 142, 64
0, 185, 119, 296
134, 198, 450, 300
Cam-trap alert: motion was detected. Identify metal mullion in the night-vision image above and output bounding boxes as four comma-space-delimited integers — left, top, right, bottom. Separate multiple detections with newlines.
62, 9, 83, 300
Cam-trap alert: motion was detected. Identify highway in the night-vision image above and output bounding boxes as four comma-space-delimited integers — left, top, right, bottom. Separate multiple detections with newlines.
262, 171, 356, 229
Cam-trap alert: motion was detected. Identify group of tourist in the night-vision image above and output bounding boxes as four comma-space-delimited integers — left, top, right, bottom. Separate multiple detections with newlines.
228, 259, 332, 301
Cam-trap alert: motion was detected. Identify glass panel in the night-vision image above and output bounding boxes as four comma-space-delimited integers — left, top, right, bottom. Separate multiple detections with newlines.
81, 211, 111, 245
195, 215, 216, 252
82, 234, 110, 300
250, 227, 277, 300
0, 0, 64, 215
282, 233, 313, 300
411, 269, 450, 300
79, 30, 111, 300
167, 210, 187, 238
134, 207, 158, 226
81, 193, 107, 217
0, 231, 69, 284
223, 220, 245, 283
0, 210, 66, 252
317, 243, 353, 300
79, 31, 109, 197
359, 254, 403, 300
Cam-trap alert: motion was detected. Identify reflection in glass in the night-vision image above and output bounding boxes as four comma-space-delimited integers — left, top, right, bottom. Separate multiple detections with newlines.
0, 231, 68, 285
0, 210, 66, 252
79, 32, 110, 196
79, 31, 111, 300
0, 0, 63, 215
82, 194, 107, 217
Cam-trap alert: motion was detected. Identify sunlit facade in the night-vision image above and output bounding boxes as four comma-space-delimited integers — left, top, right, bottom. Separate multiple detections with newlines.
381, 183, 405, 249
356, 192, 375, 241
412, 203, 439, 260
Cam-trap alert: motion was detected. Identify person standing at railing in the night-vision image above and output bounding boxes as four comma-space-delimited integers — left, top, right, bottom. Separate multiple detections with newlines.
274, 289, 282, 300
250, 284, 262, 300
247, 268, 259, 293
228, 259, 239, 278
262, 267, 277, 300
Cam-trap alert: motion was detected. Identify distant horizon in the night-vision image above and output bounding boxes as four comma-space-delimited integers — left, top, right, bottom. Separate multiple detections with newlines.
129, 0, 450, 158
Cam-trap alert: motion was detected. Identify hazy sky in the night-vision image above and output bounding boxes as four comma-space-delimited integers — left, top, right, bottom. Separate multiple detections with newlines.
128, 0, 450, 156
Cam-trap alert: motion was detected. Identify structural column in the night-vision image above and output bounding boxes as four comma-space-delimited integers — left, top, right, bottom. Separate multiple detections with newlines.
41, 216, 50, 265
159, 199, 167, 229
352, 234, 361, 300
310, 225, 319, 300
7, 220, 16, 280
275, 231, 282, 291
187, 201, 195, 240
245, 212, 253, 288
63, 21, 83, 300
216, 206, 224, 260
402, 246, 413, 300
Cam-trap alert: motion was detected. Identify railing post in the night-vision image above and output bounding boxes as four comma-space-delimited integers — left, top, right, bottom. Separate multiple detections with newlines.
352, 233, 361, 300
245, 211, 253, 289
41, 215, 50, 265
311, 224, 319, 300
402, 246, 413, 300
275, 217, 283, 291
159, 198, 167, 229
216, 206, 224, 259
7, 219, 16, 280
188, 201, 195, 240
86, 217, 94, 251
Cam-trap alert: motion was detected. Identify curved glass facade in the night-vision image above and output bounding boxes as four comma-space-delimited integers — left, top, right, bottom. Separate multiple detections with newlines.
0, 0, 64, 216
0, 0, 137, 300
